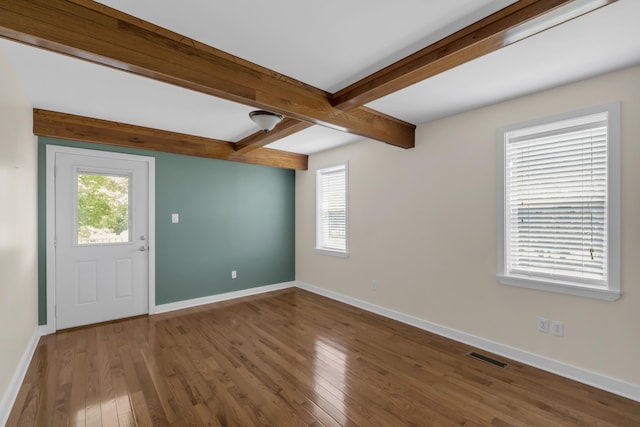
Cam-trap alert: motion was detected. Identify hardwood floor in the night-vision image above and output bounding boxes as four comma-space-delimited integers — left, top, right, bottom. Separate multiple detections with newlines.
7, 288, 640, 426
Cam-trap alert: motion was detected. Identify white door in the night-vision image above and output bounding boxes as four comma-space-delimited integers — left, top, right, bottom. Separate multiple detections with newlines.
54, 149, 151, 329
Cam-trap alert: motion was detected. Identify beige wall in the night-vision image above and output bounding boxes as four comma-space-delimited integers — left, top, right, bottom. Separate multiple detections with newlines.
0, 47, 38, 410
296, 65, 640, 387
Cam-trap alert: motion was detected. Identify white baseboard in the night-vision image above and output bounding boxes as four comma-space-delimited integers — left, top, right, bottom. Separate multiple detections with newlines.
153, 281, 296, 314
36, 282, 297, 330
0, 326, 42, 427
38, 324, 55, 336
296, 281, 640, 403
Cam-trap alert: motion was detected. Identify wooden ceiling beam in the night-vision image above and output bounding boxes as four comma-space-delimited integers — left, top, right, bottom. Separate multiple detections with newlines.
235, 119, 313, 154
331, 0, 617, 110
33, 109, 308, 170
0, 0, 415, 149
234, 0, 616, 150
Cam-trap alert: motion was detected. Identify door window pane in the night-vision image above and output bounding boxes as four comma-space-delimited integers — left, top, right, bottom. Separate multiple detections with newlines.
77, 173, 130, 244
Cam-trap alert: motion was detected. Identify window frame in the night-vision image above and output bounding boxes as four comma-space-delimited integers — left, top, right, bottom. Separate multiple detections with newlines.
497, 103, 621, 301
315, 161, 349, 258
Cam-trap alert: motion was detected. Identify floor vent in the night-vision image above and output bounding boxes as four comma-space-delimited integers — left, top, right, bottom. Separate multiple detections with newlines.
467, 351, 508, 368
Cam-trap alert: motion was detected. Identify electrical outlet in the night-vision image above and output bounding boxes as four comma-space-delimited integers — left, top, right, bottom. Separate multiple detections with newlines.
231, 270, 237, 279
371, 280, 378, 290
551, 320, 564, 337
537, 317, 550, 333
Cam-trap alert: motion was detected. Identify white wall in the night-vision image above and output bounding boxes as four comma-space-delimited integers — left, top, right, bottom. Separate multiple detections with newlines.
0, 46, 39, 419
296, 65, 640, 390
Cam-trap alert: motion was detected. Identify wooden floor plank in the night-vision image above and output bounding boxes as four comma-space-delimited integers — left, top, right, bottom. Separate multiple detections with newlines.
106, 324, 137, 427
84, 330, 102, 426
6, 288, 640, 426
69, 329, 88, 427
51, 332, 75, 426
95, 327, 119, 427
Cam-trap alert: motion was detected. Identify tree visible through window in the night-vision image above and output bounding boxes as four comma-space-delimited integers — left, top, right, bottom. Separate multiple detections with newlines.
77, 173, 130, 244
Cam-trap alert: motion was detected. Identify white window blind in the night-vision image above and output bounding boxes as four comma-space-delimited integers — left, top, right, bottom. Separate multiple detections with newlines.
316, 163, 348, 254
504, 113, 609, 287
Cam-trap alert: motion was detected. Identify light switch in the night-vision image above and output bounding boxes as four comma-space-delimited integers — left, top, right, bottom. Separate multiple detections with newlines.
171, 213, 179, 224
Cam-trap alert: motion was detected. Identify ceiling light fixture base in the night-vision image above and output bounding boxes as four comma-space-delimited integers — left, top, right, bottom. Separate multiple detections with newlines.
249, 110, 284, 132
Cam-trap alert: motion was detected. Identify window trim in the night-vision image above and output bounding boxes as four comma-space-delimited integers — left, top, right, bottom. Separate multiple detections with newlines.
497, 103, 621, 301
315, 161, 349, 258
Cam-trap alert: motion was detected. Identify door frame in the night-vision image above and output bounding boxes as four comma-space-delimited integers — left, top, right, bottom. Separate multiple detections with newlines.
45, 145, 156, 332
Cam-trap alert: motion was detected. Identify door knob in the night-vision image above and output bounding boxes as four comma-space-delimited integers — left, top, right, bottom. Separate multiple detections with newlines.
139, 246, 147, 251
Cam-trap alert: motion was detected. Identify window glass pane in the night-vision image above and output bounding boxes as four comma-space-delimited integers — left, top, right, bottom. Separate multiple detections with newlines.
316, 163, 348, 254
497, 103, 620, 299
506, 121, 608, 283
321, 169, 346, 251
77, 173, 130, 245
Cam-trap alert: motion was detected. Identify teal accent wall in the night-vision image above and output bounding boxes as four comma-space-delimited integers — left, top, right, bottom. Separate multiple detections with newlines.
38, 137, 295, 324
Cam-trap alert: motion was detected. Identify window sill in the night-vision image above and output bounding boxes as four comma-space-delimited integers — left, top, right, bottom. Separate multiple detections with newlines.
497, 274, 622, 301
315, 248, 350, 258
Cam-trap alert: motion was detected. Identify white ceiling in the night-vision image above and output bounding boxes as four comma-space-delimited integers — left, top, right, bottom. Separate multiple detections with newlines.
88, 0, 516, 92
1, 0, 639, 156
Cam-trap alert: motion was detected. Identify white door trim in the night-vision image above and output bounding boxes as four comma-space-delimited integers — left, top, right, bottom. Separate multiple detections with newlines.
45, 145, 156, 332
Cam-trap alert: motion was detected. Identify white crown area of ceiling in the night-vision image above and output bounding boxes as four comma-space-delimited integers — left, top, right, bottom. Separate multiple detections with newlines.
1, 0, 640, 156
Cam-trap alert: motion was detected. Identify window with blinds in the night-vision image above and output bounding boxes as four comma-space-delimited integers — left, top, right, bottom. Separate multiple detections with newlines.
316, 163, 348, 255
497, 103, 620, 300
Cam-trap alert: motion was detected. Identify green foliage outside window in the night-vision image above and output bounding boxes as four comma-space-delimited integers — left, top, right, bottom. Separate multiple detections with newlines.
77, 174, 129, 239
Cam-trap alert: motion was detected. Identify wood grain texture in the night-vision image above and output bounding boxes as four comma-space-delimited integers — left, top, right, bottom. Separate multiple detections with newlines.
235, 119, 313, 154
0, 0, 414, 149
33, 109, 308, 170
7, 289, 640, 426
331, 0, 618, 109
